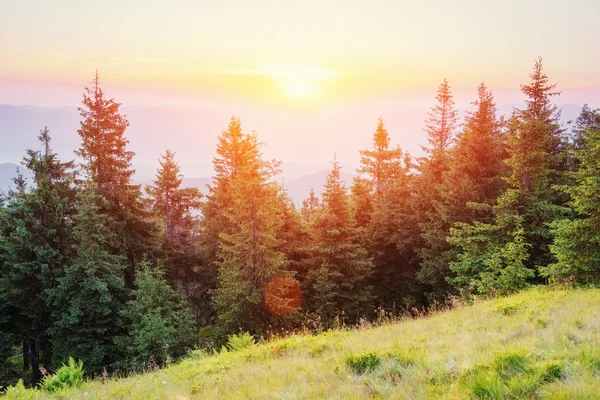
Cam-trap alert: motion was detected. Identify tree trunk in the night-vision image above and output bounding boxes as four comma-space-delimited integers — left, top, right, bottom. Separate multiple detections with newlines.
30, 338, 40, 384
22, 340, 30, 372
41, 336, 52, 371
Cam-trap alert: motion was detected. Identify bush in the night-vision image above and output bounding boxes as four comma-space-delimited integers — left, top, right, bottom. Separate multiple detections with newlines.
346, 352, 381, 375
226, 332, 256, 352
41, 357, 84, 392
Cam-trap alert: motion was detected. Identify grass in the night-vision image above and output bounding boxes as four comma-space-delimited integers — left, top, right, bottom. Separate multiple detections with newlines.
4, 286, 600, 399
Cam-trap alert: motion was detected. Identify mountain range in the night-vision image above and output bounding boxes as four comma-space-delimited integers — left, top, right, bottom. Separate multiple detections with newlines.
0, 102, 585, 203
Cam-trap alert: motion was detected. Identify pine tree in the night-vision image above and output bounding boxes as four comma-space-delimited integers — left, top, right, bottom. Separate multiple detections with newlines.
120, 262, 195, 368
443, 84, 508, 292
48, 181, 127, 374
350, 177, 374, 229
212, 128, 288, 336
415, 79, 458, 299
366, 149, 422, 309
358, 117, 401, 205
146, 150, 202, 298
449, 58, 567, 294
303, 156, 374, 326
352, 118, 421, 309
0, 195, 16, 376
300, 188, 321, 223
545, 106, 600, 283
444, 83, 507, 224
197, 117, 256, 327
75, 72, 157, 288
0, 129, 76, 380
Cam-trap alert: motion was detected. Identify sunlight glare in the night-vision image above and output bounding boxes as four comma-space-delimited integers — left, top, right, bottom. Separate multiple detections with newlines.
256, 62, 337, 99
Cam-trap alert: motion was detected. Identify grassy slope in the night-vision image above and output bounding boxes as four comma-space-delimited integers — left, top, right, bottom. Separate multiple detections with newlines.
7, 287, 600, 399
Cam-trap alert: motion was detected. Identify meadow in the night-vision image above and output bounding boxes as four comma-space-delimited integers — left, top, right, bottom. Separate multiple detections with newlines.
6, 286, 600, 399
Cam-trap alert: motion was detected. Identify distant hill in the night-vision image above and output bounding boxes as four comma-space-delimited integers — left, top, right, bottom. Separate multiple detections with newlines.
1, 161, 356, 204
283, 169, 356, 205
0, 103, 587, 173
7, 287, 599, 398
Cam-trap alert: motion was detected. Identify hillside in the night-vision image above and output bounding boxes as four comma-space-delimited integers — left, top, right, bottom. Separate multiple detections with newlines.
6, 287, 600, 399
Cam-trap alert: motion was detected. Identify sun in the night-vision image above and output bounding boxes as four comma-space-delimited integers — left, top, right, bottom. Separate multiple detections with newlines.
280, 79, 314, 98
256, 62, 337, 100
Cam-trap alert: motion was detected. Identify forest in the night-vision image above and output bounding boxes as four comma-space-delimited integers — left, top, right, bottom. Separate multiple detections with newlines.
1, 58, 599, 388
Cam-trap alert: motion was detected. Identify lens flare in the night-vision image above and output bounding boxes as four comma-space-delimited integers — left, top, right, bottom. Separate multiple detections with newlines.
264, 276, 302, 316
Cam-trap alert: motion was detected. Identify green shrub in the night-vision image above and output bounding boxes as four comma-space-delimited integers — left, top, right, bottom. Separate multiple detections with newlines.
41, 357, 85, 392
226, 332, 256, 352
346, 352, 381, 375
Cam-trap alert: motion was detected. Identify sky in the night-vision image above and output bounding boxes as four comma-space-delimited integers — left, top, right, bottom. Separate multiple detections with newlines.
2, 0, 600, 175
2, 0, 600, 108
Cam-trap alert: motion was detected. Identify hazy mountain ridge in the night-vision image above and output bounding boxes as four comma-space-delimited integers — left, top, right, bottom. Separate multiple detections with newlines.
0, 102, 585, 202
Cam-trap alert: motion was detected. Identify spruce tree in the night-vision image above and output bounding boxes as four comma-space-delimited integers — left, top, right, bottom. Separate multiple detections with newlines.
48, 181, 127, 374
358, 117, 401, 205
120, 262, 195, 368
415, 79, 458, 299
0, 129, 76, 380
443, 84, 508, 292
444, 83, 507, 225
212, 128, 289, 336
545, 106, 600, 283
146, 150, 202, 299
303, 156, 374, 326
75, 72, 157, 288
449, 58, 567, 294
197, 117, 256, 326
300, 188, 321, 223
366, 148, 422, 308
352, 118, 421, 309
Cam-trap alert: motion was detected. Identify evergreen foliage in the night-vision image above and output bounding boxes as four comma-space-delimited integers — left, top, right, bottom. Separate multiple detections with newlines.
415, 78, 459, 298
146, 150, 202, 317
48, 181, 127, 374
450, 58, 567, 294
75, 72, 157, 288
120, 262, 195, 367
545, 106, 600, 283
0, 129, 76, 380
211, 119, 289, 336
303, 156, 374, 326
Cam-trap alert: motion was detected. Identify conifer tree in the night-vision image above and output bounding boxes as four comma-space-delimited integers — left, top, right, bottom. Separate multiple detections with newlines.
444, 83, 507, 224
300, 188, 321, 223
303, 156, 374, 326
277, 191, 310, 284
366, 149, 422, 308
351, 177, 374, 229
75, 72, 157, 288
415, 79, 459, 299
450, 58, 567, 294
441, 84, 508, 292
545, 106, 600, 283
120, 262, 195, 367
358, 117, 401, 204
197, 117, 256, 326
146, 150, 202, 297
0, 129, 76, 380
212, 129, 288, 335
352, 118, 421, 308
48, 181, 127, 374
